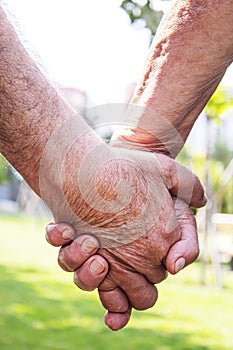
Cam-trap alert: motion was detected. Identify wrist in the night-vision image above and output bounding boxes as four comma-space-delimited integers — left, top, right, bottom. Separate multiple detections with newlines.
39, 116, 113, 226
110, 126, 181, 158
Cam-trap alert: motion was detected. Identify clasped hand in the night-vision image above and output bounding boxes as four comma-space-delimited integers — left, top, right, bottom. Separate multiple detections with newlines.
43, 130, 205, 331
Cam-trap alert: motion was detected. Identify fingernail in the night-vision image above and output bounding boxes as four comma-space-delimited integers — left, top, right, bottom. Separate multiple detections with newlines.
175, 257, 185, 273
62, 228, 74, 240
81, 238, 98, 254
90, 260, 106, 275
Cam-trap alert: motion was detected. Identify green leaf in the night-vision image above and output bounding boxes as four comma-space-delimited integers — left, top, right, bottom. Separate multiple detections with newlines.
120, 0, 163, 38
205, 86, 233, 123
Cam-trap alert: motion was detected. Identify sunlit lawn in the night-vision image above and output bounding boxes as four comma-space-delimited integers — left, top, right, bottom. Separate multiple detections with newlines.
0, 215, 232, 350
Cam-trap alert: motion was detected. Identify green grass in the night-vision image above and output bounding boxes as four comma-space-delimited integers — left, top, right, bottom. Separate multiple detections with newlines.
0, 215, 233, 350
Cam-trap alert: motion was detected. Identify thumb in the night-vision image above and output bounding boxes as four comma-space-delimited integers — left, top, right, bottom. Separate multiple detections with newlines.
165, 198, 199, 275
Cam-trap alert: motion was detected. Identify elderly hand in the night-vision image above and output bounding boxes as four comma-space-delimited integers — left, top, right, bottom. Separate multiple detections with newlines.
45, 141, 206, 330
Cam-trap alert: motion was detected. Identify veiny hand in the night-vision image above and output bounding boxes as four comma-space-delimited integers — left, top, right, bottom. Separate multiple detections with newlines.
45, 142, 206, 330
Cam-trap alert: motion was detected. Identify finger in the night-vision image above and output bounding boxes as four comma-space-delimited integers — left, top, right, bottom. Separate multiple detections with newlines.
165, 199, 199, 275
121, 273, 158, 310
145, 266, 168, 285
58, 235, 100, 272
98, 287, 129, 313
104, 307, 132, 331
99, 270, 158, 311
154, 153, 207, 208
73, 255, 108, 291
46, 222, 76, 246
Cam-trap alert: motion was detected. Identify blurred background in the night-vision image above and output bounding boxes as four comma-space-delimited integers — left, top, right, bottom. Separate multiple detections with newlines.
0, 1, 233, 349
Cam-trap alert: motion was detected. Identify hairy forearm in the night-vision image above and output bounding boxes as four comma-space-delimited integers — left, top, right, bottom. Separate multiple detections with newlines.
112, 0, 233, 157
0, 5, 78, 194
0, 6, 142, 239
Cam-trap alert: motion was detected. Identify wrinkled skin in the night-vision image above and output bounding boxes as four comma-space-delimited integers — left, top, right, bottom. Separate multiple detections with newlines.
45, 146, 205, 330
50, 200, 198, 330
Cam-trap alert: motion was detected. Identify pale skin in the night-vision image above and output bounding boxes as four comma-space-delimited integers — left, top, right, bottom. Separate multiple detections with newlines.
0, 1, 207, 331
48, 0, 233, 330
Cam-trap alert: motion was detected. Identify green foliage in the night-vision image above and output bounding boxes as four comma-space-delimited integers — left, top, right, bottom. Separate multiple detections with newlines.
121, 0, 164, 38
0, 155, 10, 184
212, 138, 233, 167
0, 216, 233, 349
205, 86, 233, 124
221, 182, 233, 213
204, 86, 233, 212
181, 145, 233, 213
181, 86, 233, 213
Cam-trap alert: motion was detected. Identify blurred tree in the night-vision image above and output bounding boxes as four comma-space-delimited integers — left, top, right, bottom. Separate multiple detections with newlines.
181, 87, 233, 212
177, 87, 233, 284
203, 86, 233, 206
205, 86, 233, 124
198, 87, 233, 286
120, 0, 165, 40
0, 155, 10, 184
212, 137, 233, 167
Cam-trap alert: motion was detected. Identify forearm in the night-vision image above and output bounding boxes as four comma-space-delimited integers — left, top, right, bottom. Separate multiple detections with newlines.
0, 6, 143, 237
0, 6, 92, 195
111, 0, 233, 157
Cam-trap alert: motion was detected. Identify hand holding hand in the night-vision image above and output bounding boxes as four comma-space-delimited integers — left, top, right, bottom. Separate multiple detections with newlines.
45, 142, 206, 330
